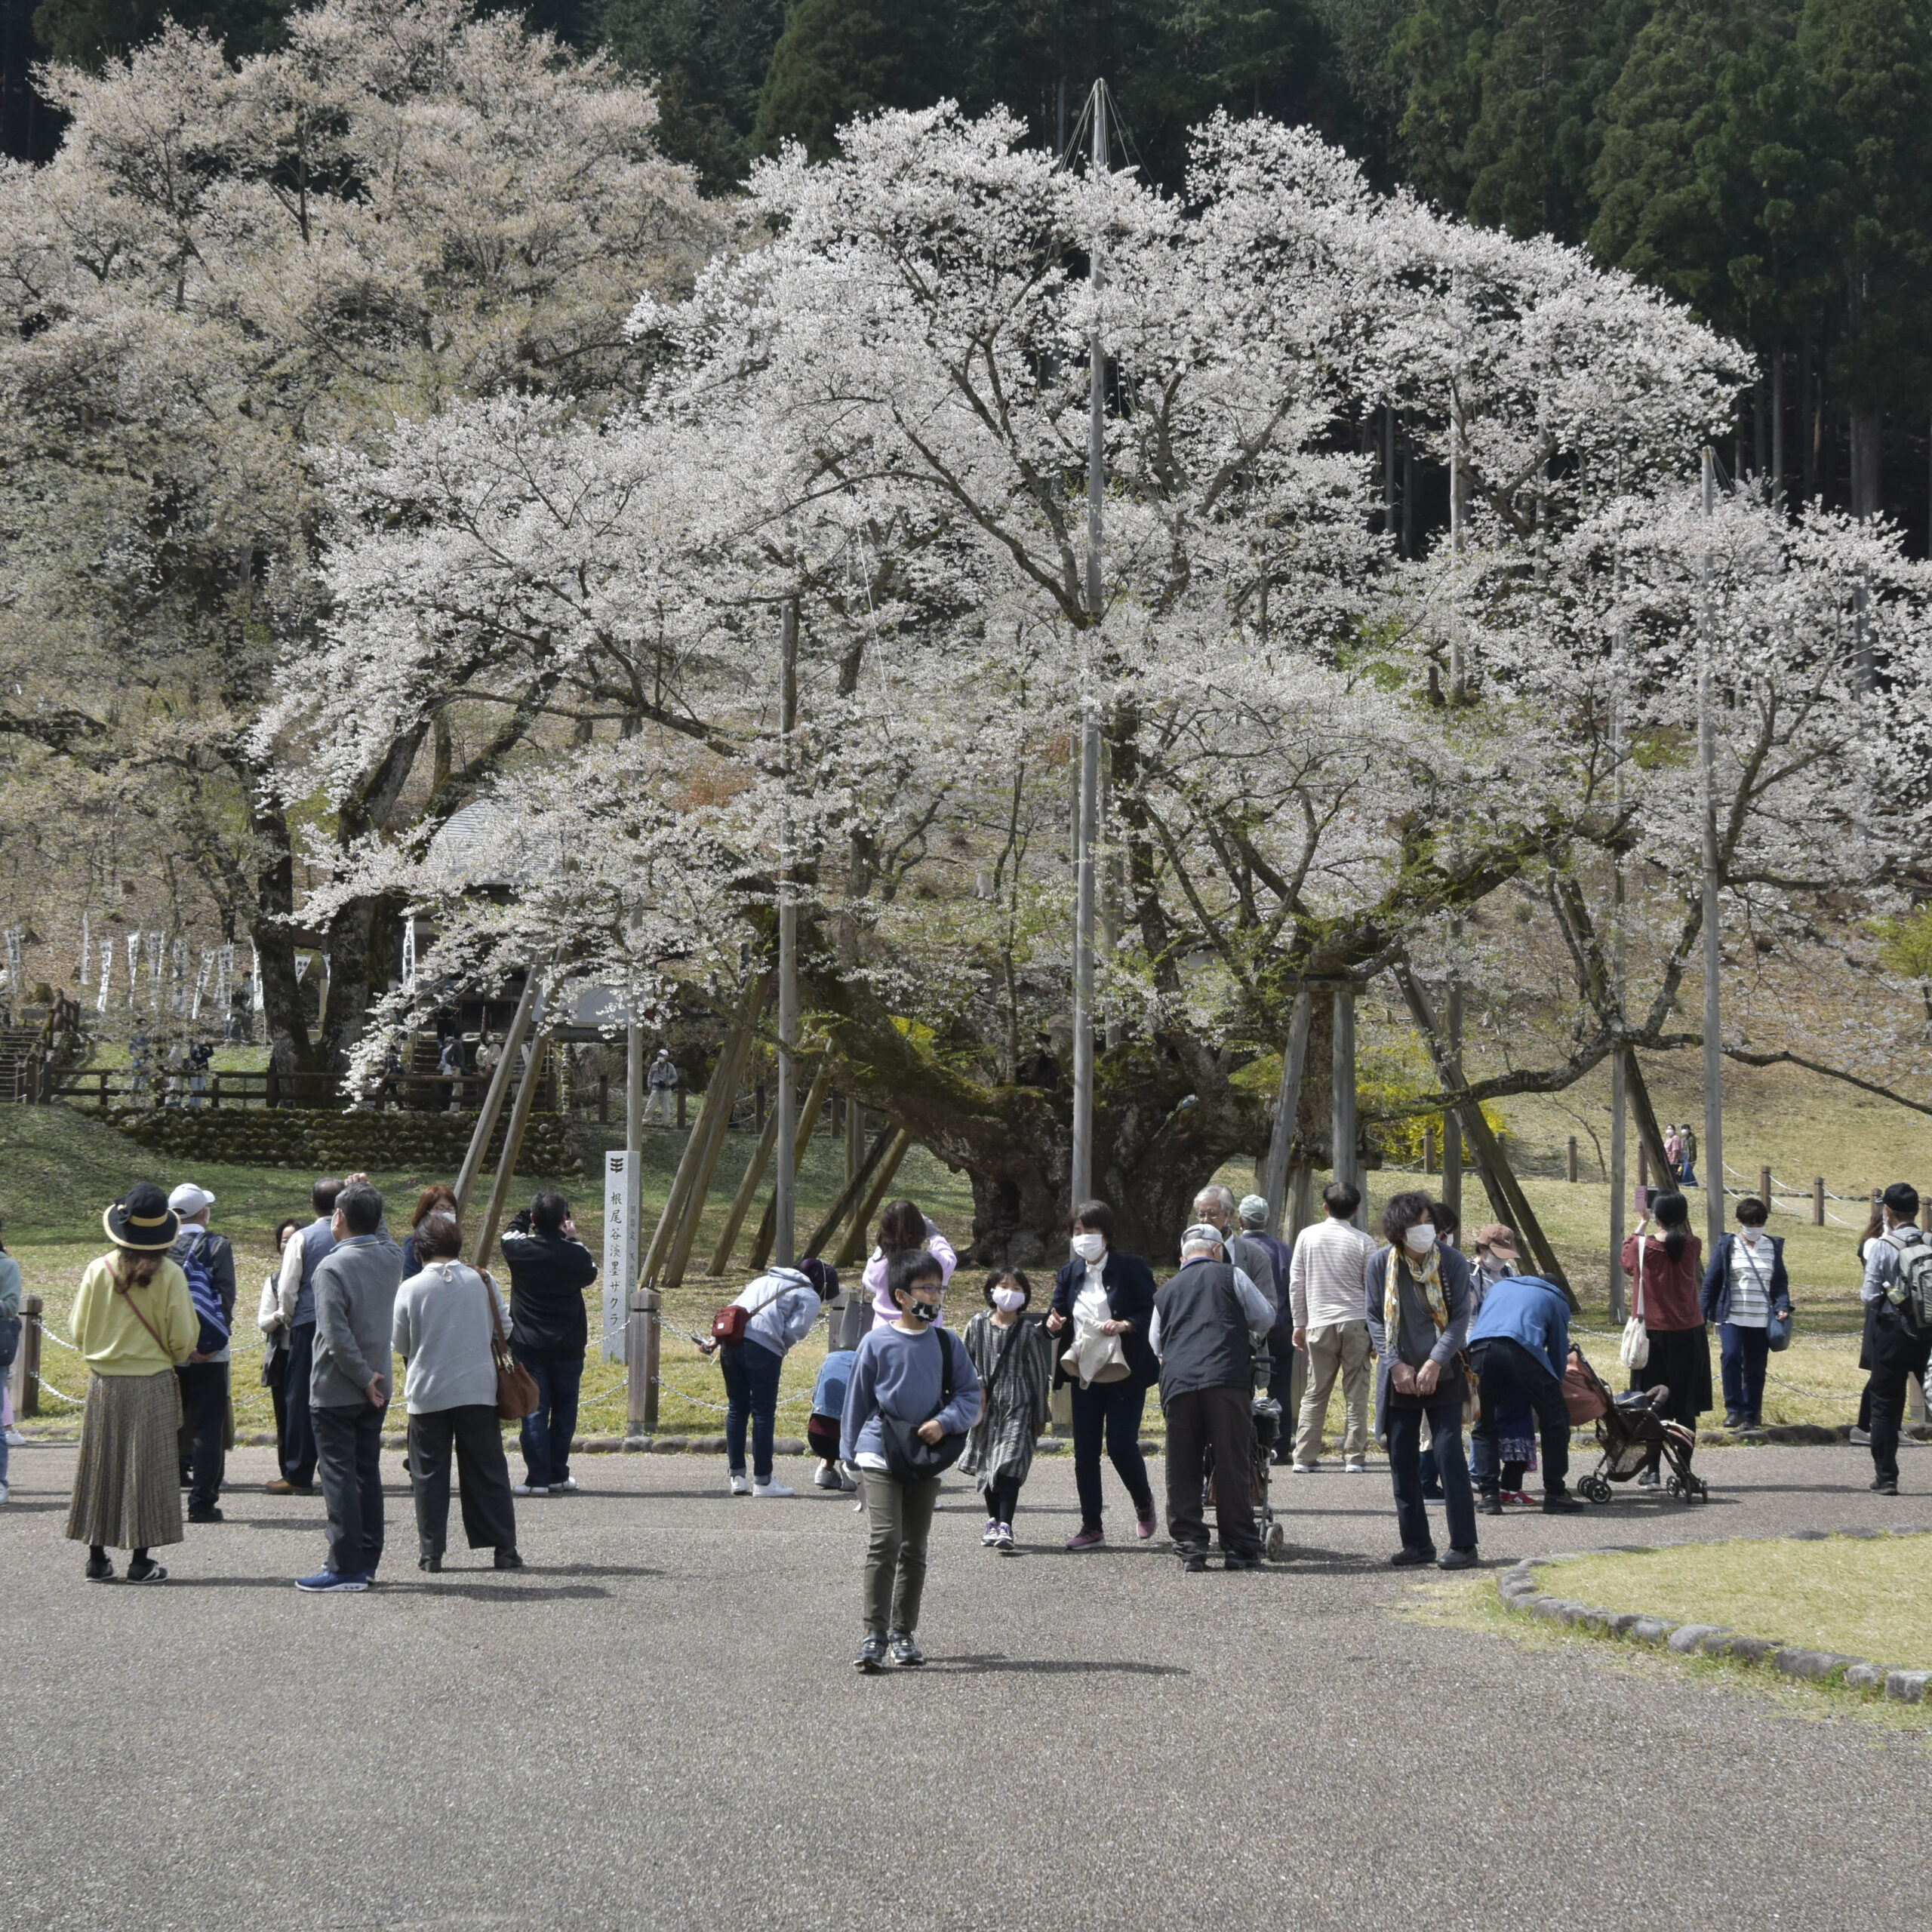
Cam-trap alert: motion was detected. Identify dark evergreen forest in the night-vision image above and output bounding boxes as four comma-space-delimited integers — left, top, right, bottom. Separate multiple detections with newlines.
5, 0, 1927, 546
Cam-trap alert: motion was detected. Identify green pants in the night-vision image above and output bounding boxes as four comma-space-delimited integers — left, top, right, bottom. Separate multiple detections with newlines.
863, 1471, 941, 1637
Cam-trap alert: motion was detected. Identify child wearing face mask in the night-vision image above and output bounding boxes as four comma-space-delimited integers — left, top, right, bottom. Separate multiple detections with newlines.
841, 1250, 983, 1671
958, 1271, 1053, 1552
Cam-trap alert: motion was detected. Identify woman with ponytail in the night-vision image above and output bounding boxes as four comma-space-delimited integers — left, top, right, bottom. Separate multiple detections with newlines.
1620, 1192, 1712, 1487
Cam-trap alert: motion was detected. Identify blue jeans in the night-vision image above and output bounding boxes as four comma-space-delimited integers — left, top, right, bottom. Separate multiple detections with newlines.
720, 1340, 785, 1481
282, 1322, 317, 1486
1070, 1378, 1153, 1532
1719, 1322, 1770, 1423
515, 1350, 583, 1487
1387, 1398, 1477, 1555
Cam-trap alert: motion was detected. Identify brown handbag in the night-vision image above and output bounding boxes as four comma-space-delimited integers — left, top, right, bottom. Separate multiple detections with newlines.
480, 1268, 540, 1420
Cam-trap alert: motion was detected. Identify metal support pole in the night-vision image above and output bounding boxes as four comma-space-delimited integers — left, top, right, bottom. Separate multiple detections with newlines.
776, 598, 799, 1271
1442, 973, 1463, 1221
1609, 1051, 1628, 1321
13, 1295, 40, 1418
1698, 448, 1726, 1260
1070, 80, 1109, 1214
626, 1286, 660, 1436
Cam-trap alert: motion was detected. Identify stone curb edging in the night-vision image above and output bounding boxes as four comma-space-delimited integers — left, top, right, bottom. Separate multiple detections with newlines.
1497, 1530, 1932, 1707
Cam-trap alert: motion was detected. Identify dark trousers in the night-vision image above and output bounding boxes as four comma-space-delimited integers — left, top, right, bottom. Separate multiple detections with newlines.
1265, 1322, 1303, 1457
1164, 1383, 1260, 1559
1868, 1310, 1932, 1485
313, 1401, 386, 1577
265, 1346, 290, 1472
1387, 1399, 1477, 1555
282, 1323, 318, 1486
1719, 1322, 1771, 1423
407, 1404, 518, 1558
719, 1340, 784, 1481
175, 1361, 228, 1511
1070, 1378, 1153, 1531
984, 1472, 1022, 1525
515, 1350, 582, 1488
863, 1472, 941, 1636
1470, 1339, 1571, 1495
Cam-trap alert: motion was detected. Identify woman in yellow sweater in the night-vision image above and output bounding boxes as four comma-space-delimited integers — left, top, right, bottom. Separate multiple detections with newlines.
66, 1184, 200, 1581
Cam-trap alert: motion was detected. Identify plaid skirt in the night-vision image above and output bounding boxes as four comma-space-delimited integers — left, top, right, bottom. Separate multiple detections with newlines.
66, 1370, 184, 1551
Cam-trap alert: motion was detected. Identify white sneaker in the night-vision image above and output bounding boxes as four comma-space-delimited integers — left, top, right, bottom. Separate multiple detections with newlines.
553, 1477, 579, 1493
3, 1426, 23, 1447
751, 1479, 796, 1499
814, 1463, 844, 1489
512, 1482, 548, 1497
981, 1517, 1001, 1546
1343, 1460, 1367, 1473
0, 1481, 9, 1504
728, 1473, 751, 1496
1291, 1461, 1319, 1474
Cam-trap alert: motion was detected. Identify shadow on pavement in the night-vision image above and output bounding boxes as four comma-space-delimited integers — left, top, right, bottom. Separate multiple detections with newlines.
927, 1654, 1189, 1677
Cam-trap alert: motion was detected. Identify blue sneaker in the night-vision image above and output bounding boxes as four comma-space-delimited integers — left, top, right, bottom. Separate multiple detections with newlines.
295, 1567, 368, 1593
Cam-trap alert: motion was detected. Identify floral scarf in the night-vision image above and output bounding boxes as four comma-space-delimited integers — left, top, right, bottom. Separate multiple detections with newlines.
1384, 1241, 1449, 1358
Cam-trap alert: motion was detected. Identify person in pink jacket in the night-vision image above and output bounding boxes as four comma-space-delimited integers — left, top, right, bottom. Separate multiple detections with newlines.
864, 1201, 958, 1327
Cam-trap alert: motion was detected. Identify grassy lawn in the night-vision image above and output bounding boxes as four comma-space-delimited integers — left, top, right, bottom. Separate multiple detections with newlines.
1534, 1534, 1932, 1669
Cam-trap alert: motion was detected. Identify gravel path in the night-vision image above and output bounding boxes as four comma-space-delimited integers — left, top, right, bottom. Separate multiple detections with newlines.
4, 1438, 1930, 1930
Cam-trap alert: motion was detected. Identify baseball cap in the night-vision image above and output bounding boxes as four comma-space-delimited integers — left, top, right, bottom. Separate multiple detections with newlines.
168, 1182, 216, 1218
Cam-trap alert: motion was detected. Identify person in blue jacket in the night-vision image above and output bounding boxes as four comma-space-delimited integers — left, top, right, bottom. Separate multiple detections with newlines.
703, 1257, 836, 1499
841, 1249, 981, 1672
1468, 1270, 1583, 1515
1700, 1196, 1793, 1430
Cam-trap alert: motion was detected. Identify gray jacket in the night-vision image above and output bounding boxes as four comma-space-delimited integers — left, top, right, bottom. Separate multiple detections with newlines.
311, 1226, 405, 1410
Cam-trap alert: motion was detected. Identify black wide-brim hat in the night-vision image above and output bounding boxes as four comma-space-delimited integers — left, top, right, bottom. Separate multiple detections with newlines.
103, 1183, 180, 1251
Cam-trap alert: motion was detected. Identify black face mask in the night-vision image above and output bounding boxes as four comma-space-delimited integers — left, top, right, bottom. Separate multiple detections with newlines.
903, 1298, 940, 1322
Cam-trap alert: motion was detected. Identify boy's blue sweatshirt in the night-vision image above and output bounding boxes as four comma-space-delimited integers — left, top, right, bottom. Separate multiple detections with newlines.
839, 1321, 982, 1465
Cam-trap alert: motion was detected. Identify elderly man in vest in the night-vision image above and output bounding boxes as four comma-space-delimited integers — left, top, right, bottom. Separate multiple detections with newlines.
267, 1175, 343, 1495
1151, 1223, 1276, 1572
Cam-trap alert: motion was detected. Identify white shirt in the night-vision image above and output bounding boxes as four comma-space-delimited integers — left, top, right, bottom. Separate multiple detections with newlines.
1727, 1233, 1773, 1327
1074, 1259, 1111, 1331
1289, 1216, 1377, 1329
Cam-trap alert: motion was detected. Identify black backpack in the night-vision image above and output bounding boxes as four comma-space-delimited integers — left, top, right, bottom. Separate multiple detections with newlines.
1884, 1229, 1932, 1337
879, 1328, 970, 1483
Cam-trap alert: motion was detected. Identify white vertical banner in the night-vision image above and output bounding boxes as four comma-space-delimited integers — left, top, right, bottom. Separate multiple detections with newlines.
602, 1149, 641, 1364
96, 940, 112, 1013
250, 944, 262, 1014
191, 949, 214, 1020
127, 932, 140, 1008
80, 911, 91, 986
401, 915, 417, 993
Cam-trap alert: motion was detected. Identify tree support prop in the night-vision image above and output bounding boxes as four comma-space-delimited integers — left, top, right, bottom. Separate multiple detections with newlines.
1395, 964, 1577, 1309
708, 1054, 825, 1277
746, 1059, 836, 1270
453, 971, 542, 1217
835, 1129, 913, 1268
475, 1023, 552, 1273
804, 1125, 897, 1260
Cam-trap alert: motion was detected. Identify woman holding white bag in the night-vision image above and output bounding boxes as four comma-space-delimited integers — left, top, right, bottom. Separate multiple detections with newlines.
1619, 1192, 1711, 1489
1046, 1201, 1159, 1552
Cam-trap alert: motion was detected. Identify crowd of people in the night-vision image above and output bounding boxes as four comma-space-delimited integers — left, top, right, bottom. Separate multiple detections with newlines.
17, 1155, 1925, 1666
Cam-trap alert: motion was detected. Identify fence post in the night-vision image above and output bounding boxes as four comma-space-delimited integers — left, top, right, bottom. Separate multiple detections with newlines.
626, 1286, 660, 1435
1813, 1177, 1825, 1226
17, 1295, 42, 1418
1566, 1135, 1578, 1183
1759, 1164, 1772, 1209
1423, 1123, 1436, 1173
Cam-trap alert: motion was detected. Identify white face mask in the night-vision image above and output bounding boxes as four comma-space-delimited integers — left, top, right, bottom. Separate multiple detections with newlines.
1071, 1232, 1105, 1264
1402, 1223, 1438, 1257
992, 1286, 1026, 1313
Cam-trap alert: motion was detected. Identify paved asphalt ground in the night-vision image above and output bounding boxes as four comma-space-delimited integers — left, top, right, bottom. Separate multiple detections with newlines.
5, 1437, 1930, 1931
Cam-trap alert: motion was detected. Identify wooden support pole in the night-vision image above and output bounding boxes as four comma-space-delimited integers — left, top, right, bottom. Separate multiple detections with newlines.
1567, 1136, 1579, 1183
1760, 1164, 1773, 1210
1331, 983, 1358, 1208
1618, 1051, 1675, 1206
1260, 987, 1312, 1240
805, 1125, 897, 1258
659, 974, 774, 1291
1395, 965, 1576, 1308
626, 1285, 659, 1435
638, 974, 771, 1288
709, 1054, 828, 1277
13, 1294, 41, 1418
835, 1129, 914, 1269
454, 974, 541, 1217
1423, 1123, 1437, 1174
746, 1058, 835, 1271
1813, 1176, 1825, 1226
475, 1024, 551, 1273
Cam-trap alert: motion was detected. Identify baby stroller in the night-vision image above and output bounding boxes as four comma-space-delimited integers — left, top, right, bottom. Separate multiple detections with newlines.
1567, 1346, 1709, 1504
